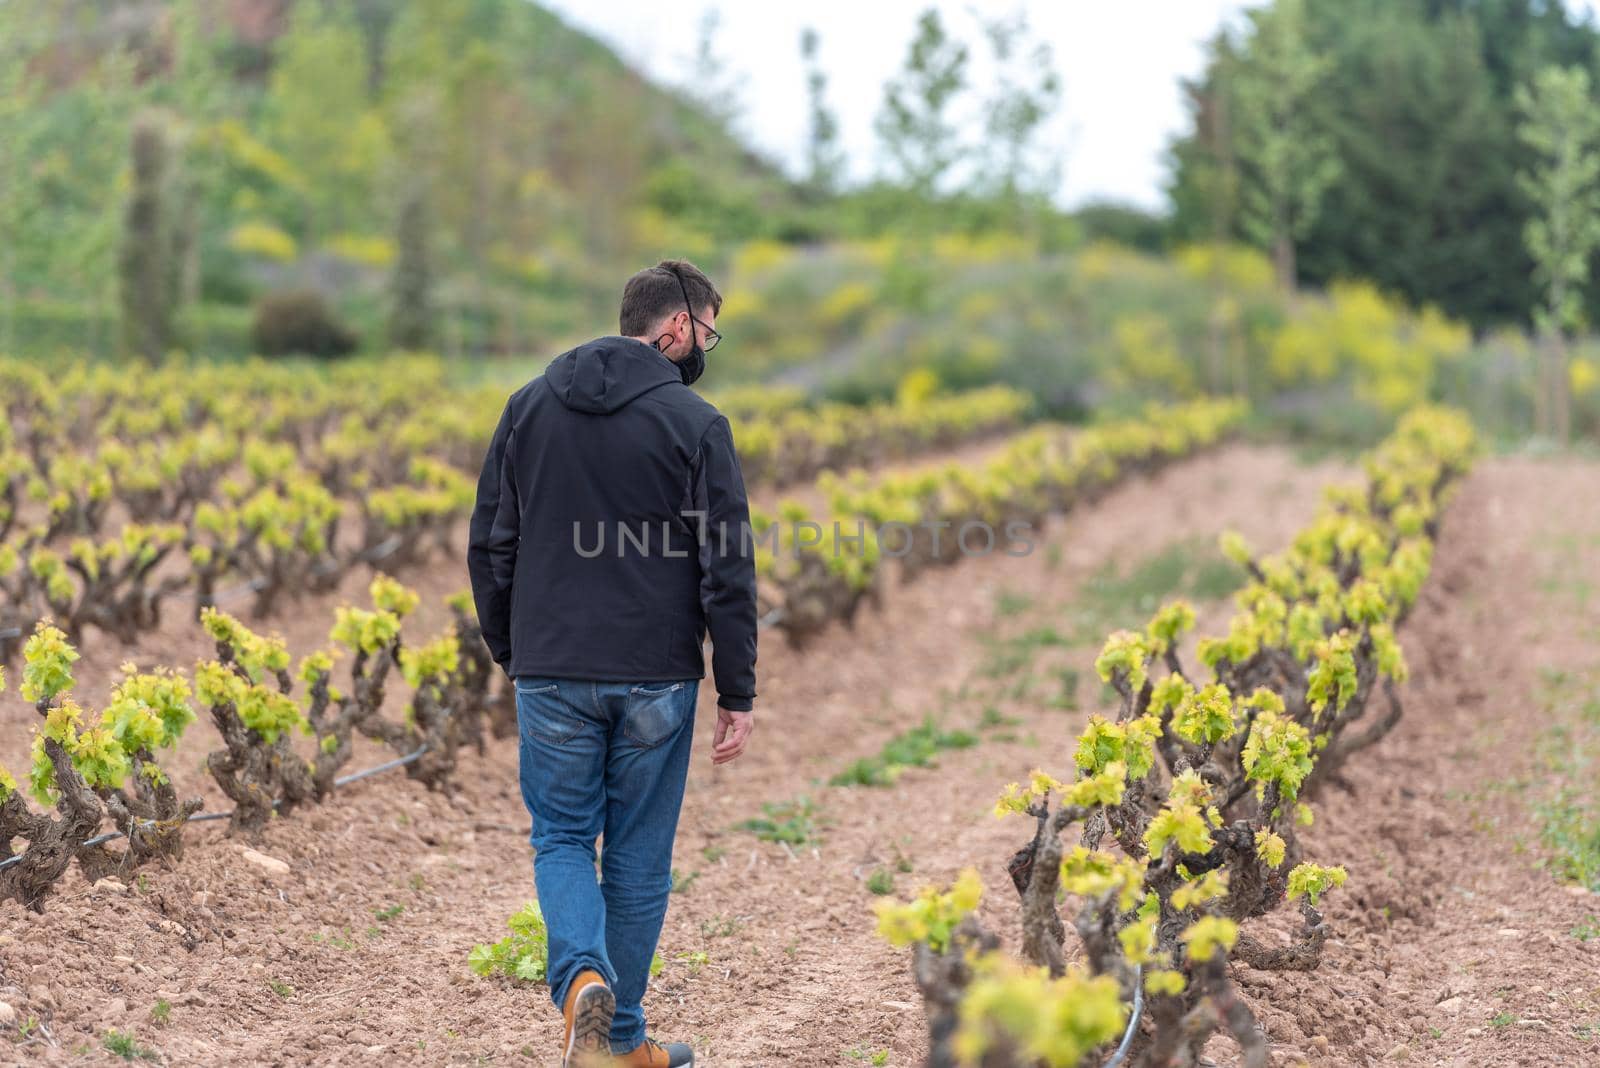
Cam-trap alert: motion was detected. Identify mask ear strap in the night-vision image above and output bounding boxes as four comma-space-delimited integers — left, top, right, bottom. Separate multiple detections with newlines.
670, 267, 697, 347
652, 267, 696, 354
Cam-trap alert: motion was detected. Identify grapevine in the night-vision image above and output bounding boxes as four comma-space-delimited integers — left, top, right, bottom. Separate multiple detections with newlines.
876, 406, 1476, 1067
0, 355, 1035, 658
758, 399, 1248, 643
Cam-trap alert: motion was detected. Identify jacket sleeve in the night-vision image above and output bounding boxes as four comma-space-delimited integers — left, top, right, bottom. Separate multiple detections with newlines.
689, 415, 758, 711
466, 400, 520, 674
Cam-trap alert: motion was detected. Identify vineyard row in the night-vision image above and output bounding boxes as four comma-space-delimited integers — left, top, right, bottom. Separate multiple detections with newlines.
0, 579, 510, 912
873, 406, 1476, 1068
755, 399, 1247, 643
0, 355, 1030, 657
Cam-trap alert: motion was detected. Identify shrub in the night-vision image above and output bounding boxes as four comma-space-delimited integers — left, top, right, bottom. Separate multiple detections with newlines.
251, 289, 359, 359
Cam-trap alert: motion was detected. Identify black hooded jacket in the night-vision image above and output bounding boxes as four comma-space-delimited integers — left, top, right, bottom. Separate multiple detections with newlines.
466, 336, 758, 711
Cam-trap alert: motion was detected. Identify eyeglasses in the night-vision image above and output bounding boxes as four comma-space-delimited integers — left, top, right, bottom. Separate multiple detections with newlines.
692, 315, 722, 352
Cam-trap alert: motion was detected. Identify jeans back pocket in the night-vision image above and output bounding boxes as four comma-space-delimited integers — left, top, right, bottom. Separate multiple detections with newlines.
622, 681, 692, 748
515, 680, 582, 746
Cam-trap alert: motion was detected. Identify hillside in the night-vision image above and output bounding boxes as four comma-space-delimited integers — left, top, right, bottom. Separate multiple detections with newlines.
0, 0, 805, 358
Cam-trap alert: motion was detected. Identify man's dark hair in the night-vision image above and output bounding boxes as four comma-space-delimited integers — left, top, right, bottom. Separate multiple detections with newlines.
619, 259, 723, 337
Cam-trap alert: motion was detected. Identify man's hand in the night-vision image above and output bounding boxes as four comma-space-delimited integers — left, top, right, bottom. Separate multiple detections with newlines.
711, 706, 754, 765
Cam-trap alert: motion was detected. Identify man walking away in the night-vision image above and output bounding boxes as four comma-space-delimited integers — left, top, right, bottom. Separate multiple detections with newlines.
467, 260, 758, 1067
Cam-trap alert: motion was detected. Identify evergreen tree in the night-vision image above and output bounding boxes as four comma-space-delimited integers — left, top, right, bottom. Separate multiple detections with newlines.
1168, 0, 1600, 329
1296, 7, 1528, 327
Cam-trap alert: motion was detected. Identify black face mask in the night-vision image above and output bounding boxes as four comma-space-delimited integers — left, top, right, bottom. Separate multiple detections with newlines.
653, 269, 707, 386
676, 341, 706, 387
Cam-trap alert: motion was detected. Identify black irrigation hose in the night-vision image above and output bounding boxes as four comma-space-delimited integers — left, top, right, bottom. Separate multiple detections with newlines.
0, 745, 429, 873
1102, 963, 1145, 1068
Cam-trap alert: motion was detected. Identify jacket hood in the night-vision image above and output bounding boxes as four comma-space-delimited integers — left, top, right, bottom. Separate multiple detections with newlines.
544, 336, 682, 415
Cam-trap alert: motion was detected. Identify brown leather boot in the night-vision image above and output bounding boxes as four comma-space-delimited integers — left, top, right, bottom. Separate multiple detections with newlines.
560, 970, 615, 1068
611, 1037, 695, 1067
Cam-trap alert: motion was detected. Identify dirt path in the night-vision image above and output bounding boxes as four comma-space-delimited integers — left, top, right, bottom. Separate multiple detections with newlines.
0, 444, 1345, 1067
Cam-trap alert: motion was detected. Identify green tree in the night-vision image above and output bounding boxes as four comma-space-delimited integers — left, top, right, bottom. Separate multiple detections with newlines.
384, 0, 532, 355
388, 174, 433, 351
1169, 28, 1248, 394
43, 42, 142, 350
0, 5, 46, 353
875, 8, 969, 197
799, 27, 844, 198
973, 10, 1061, 213
1229, 0, 1340, 293
1169, 0, 1600, 330
685, 10, 743, 133
1516, 64, 1600, 441
160, 0, 237, 339
119, 111, 174, 360
1295, 6, 1527, 328
264, 0, 387, 246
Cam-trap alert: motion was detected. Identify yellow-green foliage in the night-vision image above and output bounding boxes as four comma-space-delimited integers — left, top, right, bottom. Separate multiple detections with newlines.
1143, 771, 1218, 857
1108, 313, 1195, 397
101, 668, 195, 754
297, 649, 337, 686
193, 661, 307, 744
1286, 862, 1348, 906
1144, 969, 1187, 996
330, 606, 402, 656
874, 868, 983, 953
1171, 869, 1230, 911
11, 628, 196, 806
20, 623, 77, 704
953, 955, 1127, 1068
1059, 848, 1146, 912
369, 575, 420, 617
1073, 714, 1160, 780
1255, 828, 1287, 868
29, 699, 129, 804
994, 770, 1068, 816
1170, 683, 1238, 746
1269, 281, 1470, 413
200, 608, 291, 681
1241, 710, 1314, 803
1094, 630, 1151, 694
1180, 916, 1240, 962
1145, 600, 1197, 654
399, 635, 459, 690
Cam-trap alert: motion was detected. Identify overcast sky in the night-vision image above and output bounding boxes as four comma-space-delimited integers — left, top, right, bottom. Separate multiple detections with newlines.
542, 0, 1600, 212
539, 1, 1248, 211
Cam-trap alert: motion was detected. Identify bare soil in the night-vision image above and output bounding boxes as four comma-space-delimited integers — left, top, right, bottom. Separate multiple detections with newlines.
2, 447, 1597, 1068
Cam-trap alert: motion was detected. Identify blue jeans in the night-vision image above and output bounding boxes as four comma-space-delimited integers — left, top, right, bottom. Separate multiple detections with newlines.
515, 676, 698, 1052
